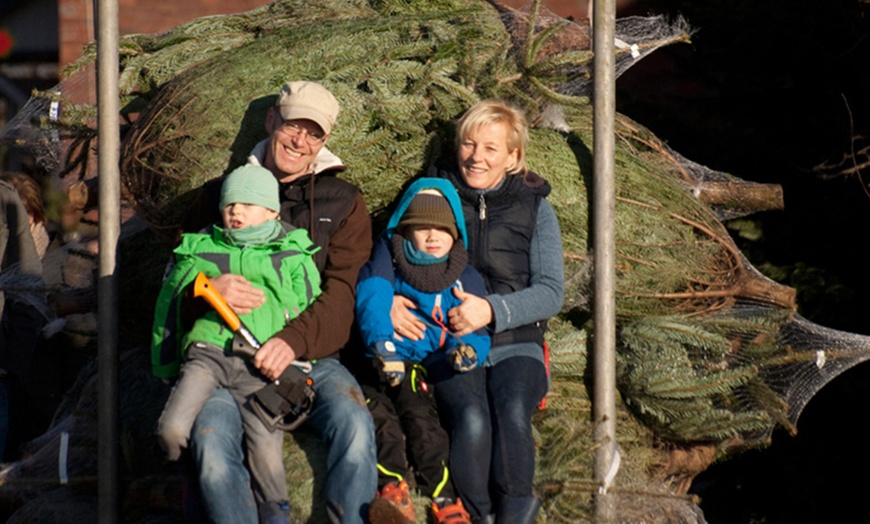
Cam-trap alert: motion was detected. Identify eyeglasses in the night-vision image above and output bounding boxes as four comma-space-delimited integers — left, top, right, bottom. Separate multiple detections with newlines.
277, 120, 326, 145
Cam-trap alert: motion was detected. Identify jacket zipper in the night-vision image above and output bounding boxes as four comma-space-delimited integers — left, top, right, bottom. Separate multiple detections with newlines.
475, 193, 488, 271
478, 193, 487, 220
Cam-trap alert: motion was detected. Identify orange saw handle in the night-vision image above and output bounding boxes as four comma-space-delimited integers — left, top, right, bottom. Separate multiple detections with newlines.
193, 272, 262, 356
193, 272, 243, 331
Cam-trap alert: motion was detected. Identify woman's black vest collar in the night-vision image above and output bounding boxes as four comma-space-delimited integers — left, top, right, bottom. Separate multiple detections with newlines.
428, 163, 551, 203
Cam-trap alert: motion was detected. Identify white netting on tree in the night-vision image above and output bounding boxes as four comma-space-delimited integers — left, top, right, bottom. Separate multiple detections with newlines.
618, 298, 870, 448
498, 2, 692, 98
0, 63, 97, 183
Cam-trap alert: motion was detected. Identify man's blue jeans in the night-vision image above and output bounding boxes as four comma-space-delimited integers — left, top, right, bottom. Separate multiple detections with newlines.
434, 356, 547, 519
191, 358, 377, 524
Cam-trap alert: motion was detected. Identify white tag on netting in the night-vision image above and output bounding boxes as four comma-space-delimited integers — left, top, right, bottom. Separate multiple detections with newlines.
49, 98, 60, 142
614, 38, 641, 59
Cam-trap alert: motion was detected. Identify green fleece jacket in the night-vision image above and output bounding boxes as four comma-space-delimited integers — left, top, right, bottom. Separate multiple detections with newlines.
151, 222, 321, 379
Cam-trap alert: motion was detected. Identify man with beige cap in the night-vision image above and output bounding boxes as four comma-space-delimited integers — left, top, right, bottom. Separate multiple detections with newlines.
179, 81, 376, 524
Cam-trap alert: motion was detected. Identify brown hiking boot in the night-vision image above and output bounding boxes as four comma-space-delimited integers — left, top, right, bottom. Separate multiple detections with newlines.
369, 480, 415, 524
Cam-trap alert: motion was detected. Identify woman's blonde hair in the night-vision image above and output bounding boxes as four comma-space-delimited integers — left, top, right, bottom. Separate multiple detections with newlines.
455, 100, 529, 176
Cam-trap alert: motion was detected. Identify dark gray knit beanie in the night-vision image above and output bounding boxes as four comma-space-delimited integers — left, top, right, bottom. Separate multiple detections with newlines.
397, 188, 458, 240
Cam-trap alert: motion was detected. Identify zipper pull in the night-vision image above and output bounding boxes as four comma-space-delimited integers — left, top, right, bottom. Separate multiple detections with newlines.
478, 193, 487, 220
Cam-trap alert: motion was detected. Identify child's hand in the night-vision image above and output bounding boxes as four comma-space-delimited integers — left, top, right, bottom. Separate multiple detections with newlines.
371, 341, 405, 386
448, 343, 478, 372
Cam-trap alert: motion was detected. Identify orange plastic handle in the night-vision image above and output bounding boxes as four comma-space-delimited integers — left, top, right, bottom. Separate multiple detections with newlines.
193, 272, 242, 332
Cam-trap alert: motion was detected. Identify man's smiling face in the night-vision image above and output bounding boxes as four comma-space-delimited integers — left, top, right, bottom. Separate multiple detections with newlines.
263, 107, 327, 183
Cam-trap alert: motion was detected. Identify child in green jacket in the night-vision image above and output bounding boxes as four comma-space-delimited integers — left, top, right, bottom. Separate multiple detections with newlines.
152, 164, 321, 522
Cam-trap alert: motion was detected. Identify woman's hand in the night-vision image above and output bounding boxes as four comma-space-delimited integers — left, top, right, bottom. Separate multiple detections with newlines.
208, 273, 266, 315
448, 288, 493, 336
391, 295, 425, 341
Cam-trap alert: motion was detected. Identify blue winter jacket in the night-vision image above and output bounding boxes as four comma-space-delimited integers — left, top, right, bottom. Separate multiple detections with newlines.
355, 178, 491, 366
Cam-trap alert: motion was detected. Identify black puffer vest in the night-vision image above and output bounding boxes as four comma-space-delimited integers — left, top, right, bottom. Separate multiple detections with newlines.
430, 164, 551, 346
278, 171, 360, 272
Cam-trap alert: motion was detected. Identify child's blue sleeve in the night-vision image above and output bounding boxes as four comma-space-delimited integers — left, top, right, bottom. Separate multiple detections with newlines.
355, 236, 398, 355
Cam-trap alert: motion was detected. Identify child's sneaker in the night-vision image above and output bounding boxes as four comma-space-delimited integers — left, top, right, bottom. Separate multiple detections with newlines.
431, 497, 471, 524
369, 480, 415, 524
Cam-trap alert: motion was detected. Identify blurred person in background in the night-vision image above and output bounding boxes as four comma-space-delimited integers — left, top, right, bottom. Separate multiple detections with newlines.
0, 173, 50, 259
0, 177, 45, 460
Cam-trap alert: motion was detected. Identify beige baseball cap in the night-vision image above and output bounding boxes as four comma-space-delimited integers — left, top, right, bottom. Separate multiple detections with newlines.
276, 81, 339, 135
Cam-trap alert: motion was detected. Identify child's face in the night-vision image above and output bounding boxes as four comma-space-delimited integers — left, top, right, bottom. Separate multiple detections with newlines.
222, 203, 279, 230
408, 225, 454, 258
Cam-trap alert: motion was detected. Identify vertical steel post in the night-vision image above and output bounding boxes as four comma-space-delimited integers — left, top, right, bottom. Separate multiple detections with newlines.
95, 0, 120, 521
591, 0, 618, 521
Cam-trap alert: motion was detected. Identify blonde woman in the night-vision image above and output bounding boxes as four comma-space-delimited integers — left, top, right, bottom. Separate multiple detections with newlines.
392, 100, 564, 523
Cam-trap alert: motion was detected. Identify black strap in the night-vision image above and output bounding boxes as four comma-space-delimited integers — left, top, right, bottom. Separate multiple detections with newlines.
491, 321, 547, 347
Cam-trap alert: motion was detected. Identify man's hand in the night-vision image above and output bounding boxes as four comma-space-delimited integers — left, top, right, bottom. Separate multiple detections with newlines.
391, 295, 425, 341
253, 337, 297, 381
208, 274, 266, 315
448, 288, 493, 336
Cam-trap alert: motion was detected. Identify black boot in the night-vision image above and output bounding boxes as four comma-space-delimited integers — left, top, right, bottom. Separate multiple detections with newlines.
496, 496, 541, 524
258, 500, 291, 524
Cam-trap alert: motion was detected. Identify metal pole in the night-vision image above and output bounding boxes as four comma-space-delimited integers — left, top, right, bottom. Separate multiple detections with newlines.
95, 0, 120, 521
591, 0, 618, 521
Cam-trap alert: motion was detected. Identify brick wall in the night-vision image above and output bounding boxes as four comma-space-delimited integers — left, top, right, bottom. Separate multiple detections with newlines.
58, 0, 268, 67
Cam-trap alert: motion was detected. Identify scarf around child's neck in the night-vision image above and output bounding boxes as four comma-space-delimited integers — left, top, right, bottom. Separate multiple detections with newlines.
391, 231, 467, 293
223, 219, 284, 248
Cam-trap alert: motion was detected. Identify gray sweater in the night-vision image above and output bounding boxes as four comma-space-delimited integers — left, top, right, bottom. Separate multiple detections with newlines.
484, 198, 564, 366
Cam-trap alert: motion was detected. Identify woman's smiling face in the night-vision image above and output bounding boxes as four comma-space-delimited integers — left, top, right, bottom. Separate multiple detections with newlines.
456, 121, 519, 190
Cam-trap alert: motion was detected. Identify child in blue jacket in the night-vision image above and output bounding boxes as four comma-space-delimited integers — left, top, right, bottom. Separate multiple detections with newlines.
355, 177, 490, 524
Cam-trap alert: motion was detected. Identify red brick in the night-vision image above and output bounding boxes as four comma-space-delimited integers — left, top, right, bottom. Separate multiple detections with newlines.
57, 0, 268, 67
